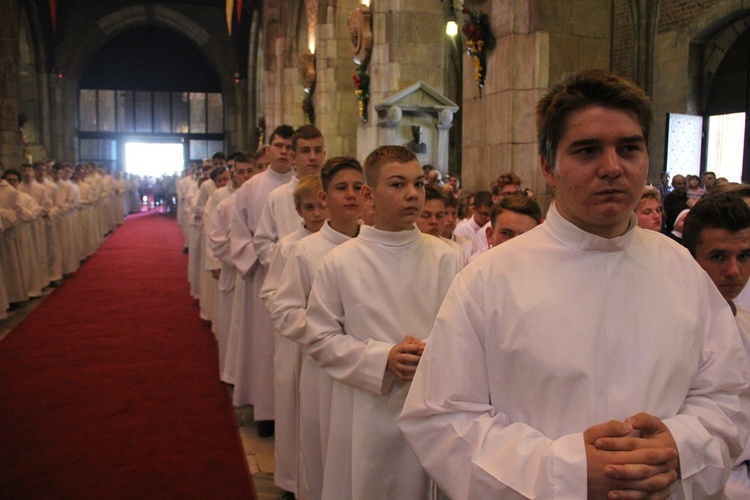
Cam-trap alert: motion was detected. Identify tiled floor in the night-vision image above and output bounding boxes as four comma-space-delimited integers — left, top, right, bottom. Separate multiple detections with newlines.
1, 289, 286, 500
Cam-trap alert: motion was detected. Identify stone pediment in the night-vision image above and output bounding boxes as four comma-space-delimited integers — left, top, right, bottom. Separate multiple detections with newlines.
374, 81, 459, 114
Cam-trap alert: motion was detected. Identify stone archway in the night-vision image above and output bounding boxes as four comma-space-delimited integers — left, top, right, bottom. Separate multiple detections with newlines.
650, 1, 750, 177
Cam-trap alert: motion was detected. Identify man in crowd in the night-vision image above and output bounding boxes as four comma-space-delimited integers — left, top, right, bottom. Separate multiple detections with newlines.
663, 173, 688, 233
682, 194, 750, 498
400, 69, 749, 499
230, 125, 294, 437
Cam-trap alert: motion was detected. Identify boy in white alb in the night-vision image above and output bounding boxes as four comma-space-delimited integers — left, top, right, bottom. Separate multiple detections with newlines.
230, 125, 294, 437
270, 157, 364, 499
260, 175, 328, 497
305, 147, 462, 499
681, 194, 750, 499
254, 125, 326, 267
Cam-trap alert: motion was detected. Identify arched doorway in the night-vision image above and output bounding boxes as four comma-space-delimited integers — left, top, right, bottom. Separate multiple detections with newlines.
77, 25, 225, 175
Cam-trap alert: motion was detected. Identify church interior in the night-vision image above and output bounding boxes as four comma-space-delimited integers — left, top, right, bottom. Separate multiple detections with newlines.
3, 0, 750, 498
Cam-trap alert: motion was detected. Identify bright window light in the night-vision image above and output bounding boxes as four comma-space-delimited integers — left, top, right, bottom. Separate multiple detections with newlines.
706, 112, 746, 183
125, 142, 184, 178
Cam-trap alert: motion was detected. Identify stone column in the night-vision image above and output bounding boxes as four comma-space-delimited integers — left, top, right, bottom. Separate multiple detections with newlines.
0, 0, 21, 169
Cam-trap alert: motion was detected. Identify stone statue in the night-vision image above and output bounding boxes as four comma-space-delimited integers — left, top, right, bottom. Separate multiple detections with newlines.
407, 125, 427, 154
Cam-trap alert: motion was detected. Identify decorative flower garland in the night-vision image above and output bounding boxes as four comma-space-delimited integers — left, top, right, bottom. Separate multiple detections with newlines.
353, 65, 370, 123
462, 8, 494, 96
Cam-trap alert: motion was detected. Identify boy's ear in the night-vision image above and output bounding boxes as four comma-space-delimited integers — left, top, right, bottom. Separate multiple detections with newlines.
318, 189, 327, 206
362, 184, 373, 204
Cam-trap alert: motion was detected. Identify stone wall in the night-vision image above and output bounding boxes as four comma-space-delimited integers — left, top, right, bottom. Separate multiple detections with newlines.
459, 0, 610, 212
0, 0, 20, 170
612, 0, 635, 78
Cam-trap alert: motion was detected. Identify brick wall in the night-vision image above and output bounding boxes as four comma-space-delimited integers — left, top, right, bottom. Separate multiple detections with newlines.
612, 0, 634, 79
658, 0, 723, 33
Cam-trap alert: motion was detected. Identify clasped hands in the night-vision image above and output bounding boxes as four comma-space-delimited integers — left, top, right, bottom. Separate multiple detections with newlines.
386, 335, 425, 381
586, 412, 680, 500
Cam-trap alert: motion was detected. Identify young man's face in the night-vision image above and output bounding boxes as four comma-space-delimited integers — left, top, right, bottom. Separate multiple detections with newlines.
416, 199, 445, 237
293, 137, 326, 178
34, 165, 46, 182
4, 173, 20, 188
473, 203, 492, 227
53, 169, 63, 182
22, 168, 34, 184
253, 154, 270, 176
494, 183, 520, 202
213, 157, 226, 169
486, 210, 538, 248
635, 198, 662, 231
214, 170, 230, 189
297, 191, 329, 233
266, 135, 293, 174
442, 205, 458, 237
63, 166, 73, 180
322, 168, 364, 223
703, 173, 716, 188
234, 161, 253, 187
541, 105, 648, 239
364, 160, 425, 232
695, 227, 750, 302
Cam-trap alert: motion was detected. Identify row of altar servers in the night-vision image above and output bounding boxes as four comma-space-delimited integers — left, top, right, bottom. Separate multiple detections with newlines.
0, 173, 131, 320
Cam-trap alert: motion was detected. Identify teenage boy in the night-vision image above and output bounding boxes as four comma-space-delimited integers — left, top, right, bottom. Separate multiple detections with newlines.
254, 125, 326, 266
230, 125, 294, 437
270, 157, 364, 500
416, 183, 467, 267
305, 146, 462, 499
400, 69, 748, 499
454, 190, 492, 253
485, 194, 541, 248
206, 154, 256, 383
441, 195, 474, 260
681, 194, 750, 498
260, 175, 328, 498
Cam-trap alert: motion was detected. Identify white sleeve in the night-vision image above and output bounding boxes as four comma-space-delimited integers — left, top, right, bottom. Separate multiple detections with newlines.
270, 243, 311, 345
207, 201, 233, 267
399, 274, 588, 499
305, 255, 394, 396
662, 279, 750, 499
230, 190, 259, 277
253, 199, 278, 267
260, 243, 284, 310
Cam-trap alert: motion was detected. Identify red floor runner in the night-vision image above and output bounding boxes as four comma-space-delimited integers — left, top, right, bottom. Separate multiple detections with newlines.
0, 211, 255, 499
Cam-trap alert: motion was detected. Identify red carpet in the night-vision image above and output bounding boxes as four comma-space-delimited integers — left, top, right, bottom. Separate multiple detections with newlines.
0, 211, 255, 499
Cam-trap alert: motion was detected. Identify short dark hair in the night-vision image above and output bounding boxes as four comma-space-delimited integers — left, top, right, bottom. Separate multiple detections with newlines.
209, 166, 227, 182
320, 156, 363, 192
424, 183, 446, 203
536, 69, 652, 167
492, 173, 522, 195
227, 151, 244, 162
444, 194, 459, 209
705, 183, 750, 200
473, 191, 493, 208
292, 125, 323, 151
682, 194, 750, 257
234, 153, 252, 164
268, 124, 295, 145
364, 146, 417, 186
212, 151, 226, 161
2, 168, 21, 180
490, 194, 542, 228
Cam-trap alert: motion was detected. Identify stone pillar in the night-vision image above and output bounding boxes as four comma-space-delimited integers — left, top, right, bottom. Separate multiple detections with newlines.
0, 0, 21, 169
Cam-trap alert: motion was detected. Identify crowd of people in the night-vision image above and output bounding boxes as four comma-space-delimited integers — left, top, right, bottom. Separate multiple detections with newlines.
0, 161, 143, 319
180, 70, 750, 500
